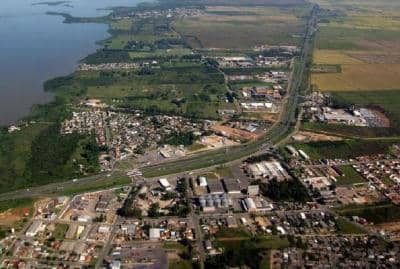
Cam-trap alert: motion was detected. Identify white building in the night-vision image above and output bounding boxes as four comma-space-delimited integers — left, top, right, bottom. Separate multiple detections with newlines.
243, 198, 257, 212
26, 221, 44, 237
198, 176, 208, 187
149, 228, 161, 240
159, 178, 172, 191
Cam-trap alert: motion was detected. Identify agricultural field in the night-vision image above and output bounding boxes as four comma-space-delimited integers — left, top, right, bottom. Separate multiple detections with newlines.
311, 64, 400, 91
100, 15, 182, 53
313, 50, 363, 65
310, 0, 400, 92
172, 6, 309, 49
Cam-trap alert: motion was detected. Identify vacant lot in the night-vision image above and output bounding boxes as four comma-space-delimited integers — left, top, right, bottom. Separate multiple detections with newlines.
335, 165, 366, 186
173, 6, 307, 49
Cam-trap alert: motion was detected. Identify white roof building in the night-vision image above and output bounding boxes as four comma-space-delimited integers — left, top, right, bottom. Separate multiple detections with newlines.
159, 178, 172, 190
149, 228, 161, 240
243, 198, 257, 212
198, 176, 208, 187
26, 221, 44, 237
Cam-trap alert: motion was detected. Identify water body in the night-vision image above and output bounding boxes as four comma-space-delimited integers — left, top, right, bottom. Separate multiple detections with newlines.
0, 0, 143, 126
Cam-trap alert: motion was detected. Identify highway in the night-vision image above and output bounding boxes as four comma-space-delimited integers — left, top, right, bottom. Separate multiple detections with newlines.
0, 6, 317, 202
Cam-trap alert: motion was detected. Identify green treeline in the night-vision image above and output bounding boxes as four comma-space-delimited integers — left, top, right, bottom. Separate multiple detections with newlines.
28, 124, 100, 185
254, 178, 311, 203
164, 131, 198, 146
29, 124, 81, 181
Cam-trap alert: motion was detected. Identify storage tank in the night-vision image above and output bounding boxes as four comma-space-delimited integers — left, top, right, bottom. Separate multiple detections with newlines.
214, 197, 221, 208
221, 197, 229, 208
199, 197, 206, 208
206, 197, 214, 207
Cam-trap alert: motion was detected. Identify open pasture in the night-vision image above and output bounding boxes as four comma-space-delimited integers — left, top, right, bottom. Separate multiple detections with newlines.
173, 6, 306, 49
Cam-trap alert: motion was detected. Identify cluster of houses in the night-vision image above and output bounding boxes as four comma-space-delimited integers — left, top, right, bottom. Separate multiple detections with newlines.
78, 63, 139, 71
111, 7, 203, 20
61, 110, 206, 170
272, 236, 400, 268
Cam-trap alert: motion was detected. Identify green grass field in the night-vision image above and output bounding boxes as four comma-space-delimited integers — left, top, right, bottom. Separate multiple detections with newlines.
336, 202, 400, 224
316, 25, 400, 51
336, 217, 366, 234
216, 236, 290, 250
335, 165, 366, 186
293, 139, 400, 160
53, 223, 69, 240
62, 177, 131, 196
84, 65, 228, 119
0, 124, 48, 191
0, 198, 34, 213
128, 48, 193, 59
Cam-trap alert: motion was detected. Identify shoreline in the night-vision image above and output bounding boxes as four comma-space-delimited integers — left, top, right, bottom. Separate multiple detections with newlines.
2, 7, 134, 128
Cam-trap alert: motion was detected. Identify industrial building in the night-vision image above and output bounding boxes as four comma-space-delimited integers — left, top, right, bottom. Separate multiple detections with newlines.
222, 178, 241, 195
246, 160, 291, 181
198, 176, 208, 187
26, 221, 45, 237
159, 178, 172, 191
207, 179, 225, 195
242, 197, 273, 213
247, 185, 260, 196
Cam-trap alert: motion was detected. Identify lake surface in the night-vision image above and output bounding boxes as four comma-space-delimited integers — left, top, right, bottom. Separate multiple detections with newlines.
0, 0, 144, 126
